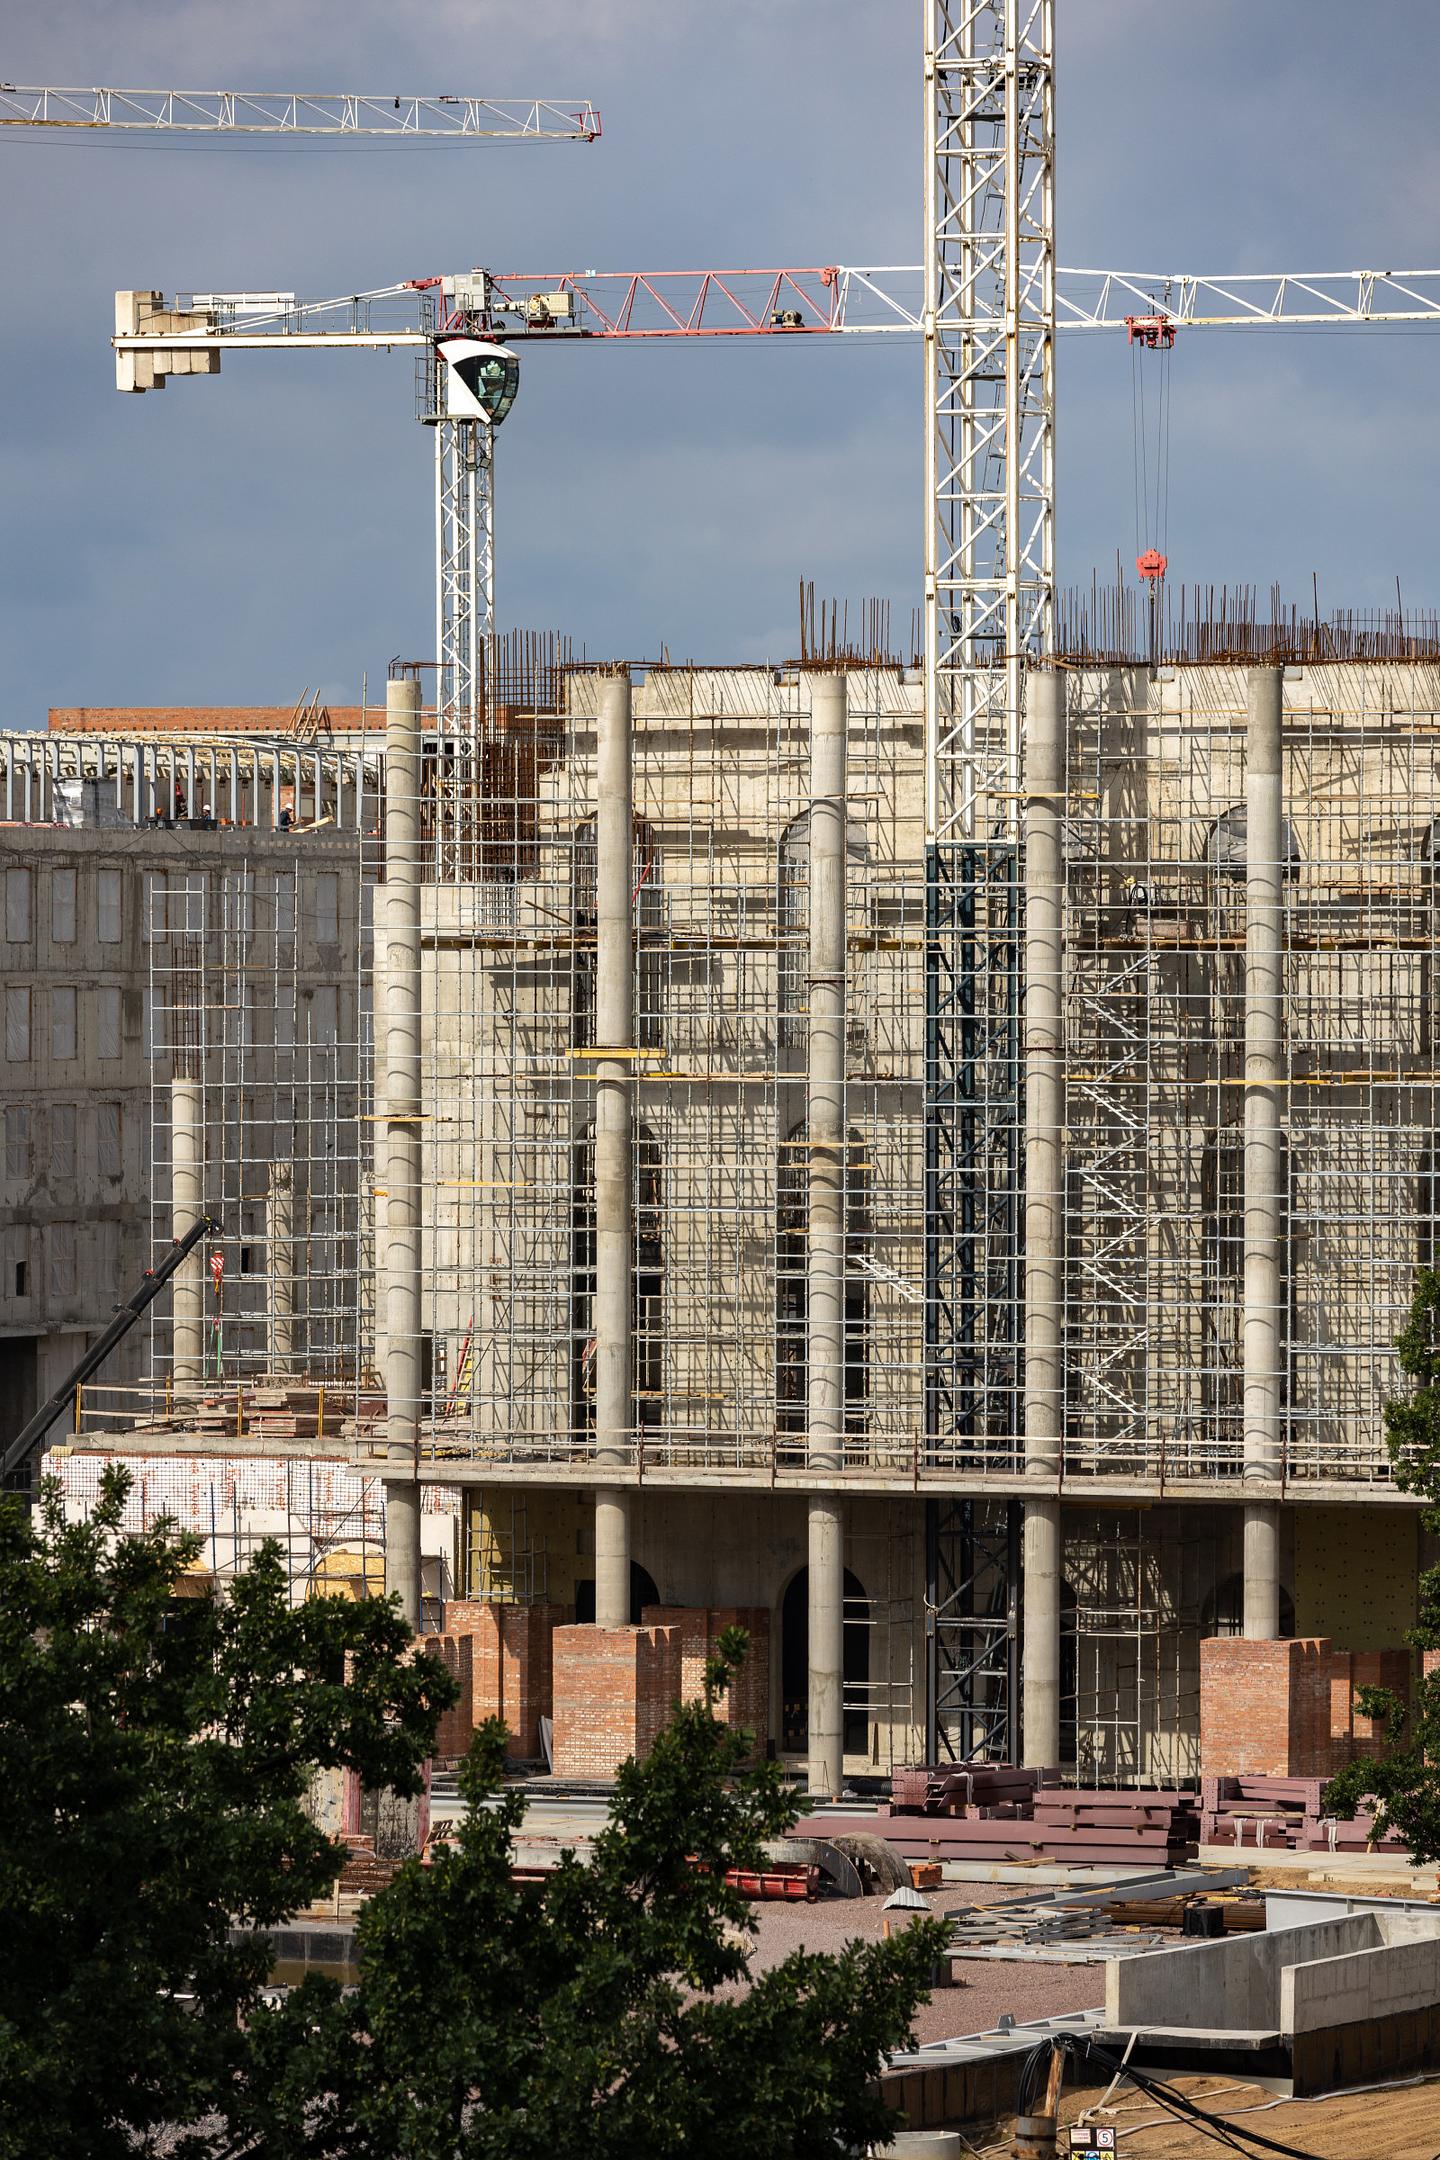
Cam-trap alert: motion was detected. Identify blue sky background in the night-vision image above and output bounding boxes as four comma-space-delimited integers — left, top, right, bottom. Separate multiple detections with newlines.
3, 0, 1439, 718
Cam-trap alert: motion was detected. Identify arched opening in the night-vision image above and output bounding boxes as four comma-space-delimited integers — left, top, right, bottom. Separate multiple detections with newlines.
573, 1560, 662, 1628
570, 813, 663, 1050
571, 1122, 664, 1440
1200, 1573, 1296, 1639
777, 809, 809, 1051
1200, 1126, 1294, 1434
1202, 804, 1302, 879
779, 1565, 871, 1757
776, 1122, 869, 1440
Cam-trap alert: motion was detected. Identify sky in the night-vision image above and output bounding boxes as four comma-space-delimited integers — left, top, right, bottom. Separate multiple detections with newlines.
3, 0, 1440, 719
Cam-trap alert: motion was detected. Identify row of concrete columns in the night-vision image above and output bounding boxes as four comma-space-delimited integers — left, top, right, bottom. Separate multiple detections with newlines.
368, 663, 1289, 1774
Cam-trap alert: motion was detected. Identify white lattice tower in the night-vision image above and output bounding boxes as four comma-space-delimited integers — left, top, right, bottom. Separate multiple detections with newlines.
434, 405, 495, 736
923, 0, 1055, 844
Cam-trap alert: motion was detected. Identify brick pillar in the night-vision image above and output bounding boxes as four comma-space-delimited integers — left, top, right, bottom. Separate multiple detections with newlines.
708, 1605, 771, 1753
419, 1633, 476, 1761
551, 1623, 681, 1780
498, 1603, 566, 1760
641, 1605, 711, 1701
445, 1600, 504, 1727
1202, 1636, 1411, 1778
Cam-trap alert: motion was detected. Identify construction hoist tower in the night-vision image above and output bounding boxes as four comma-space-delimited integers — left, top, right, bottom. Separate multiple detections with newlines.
922, 0, 1056, 1768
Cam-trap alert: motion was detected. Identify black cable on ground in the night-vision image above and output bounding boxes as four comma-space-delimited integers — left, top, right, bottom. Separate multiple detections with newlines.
1017, 2034, 1325, 2160
1077, 2039, 1322, 2160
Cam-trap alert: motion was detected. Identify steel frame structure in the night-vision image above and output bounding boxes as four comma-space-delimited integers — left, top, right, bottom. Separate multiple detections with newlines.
925, 1496, 1020, 1762
0, 84, 601, 139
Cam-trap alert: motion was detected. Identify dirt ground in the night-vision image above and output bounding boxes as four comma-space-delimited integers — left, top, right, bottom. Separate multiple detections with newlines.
1031, 2073, 1440, 2160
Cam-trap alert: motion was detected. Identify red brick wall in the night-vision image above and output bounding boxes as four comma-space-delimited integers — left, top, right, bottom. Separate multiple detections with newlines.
499, 1604, 561, 1760
1200, 1636, 1411, 1778
437, 1600, 568, 1761
551, 1624, 682, 1780
708, 1606, 771, 1756
419, 1633, 476, 1760
641, 1606, 711, 1700
1343, 1648, 1411, 1761
639, 1604, 771, 1759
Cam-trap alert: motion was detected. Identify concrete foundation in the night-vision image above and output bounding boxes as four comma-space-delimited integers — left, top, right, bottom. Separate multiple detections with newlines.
1105, 1907, 1440, 2095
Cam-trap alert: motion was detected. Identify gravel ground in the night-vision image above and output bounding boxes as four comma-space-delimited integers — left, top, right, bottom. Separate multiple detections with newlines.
743, 1885, 1105, 2046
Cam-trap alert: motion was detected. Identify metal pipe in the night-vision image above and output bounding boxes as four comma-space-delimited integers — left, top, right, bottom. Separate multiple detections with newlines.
807, 672, 847, 1794
1243, 665, 1285, 1639
381, 677, 424, 1623
593, 673, 634, 1630
1022, 667, 1066, 1761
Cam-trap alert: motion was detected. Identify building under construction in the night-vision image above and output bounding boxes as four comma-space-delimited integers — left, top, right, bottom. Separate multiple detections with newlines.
8, 615, 1436, 1786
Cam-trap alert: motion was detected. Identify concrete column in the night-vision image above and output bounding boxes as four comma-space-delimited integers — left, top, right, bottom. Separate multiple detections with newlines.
593, 674, 634, 1630
807, 1494, 845, 1796
807, 673, 847, 1794
381, 677, 424, 1622
1242, 667, 1285, 1640
384, 1478, 423, 1633
170, 1071, 206, 1393
1022, 667, 1066, 1764
266, 1160, 295, 1374
1022, 1499, 1062, 1767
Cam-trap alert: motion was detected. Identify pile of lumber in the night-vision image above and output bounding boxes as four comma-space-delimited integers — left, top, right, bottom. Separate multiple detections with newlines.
332, 1834, 400, 1898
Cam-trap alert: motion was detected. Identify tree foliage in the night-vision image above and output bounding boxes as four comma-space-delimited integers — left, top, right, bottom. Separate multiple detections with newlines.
217, 1627, 949, 2160
2, 1477, 945, 2158
0, 1466, 456, 2160
1324, 1266, 1440, 1859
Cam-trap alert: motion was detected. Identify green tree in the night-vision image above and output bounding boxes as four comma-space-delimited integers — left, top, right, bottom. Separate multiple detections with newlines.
1325, 1265, 1440, 1859
0, 1465, 456, 2160
222, 1627, 948, 2160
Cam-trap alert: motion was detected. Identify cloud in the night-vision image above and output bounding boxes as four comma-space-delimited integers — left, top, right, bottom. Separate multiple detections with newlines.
3, 1, 1439, 717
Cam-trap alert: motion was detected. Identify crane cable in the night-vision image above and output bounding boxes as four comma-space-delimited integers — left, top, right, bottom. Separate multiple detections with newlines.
1131, 320, 1174, 576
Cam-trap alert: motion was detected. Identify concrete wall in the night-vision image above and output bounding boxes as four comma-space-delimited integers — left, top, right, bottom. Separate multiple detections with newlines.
1284, 1934, 1440, 2035
1107, 1914, 1385, 2033
1293, 1507, 1418, 1646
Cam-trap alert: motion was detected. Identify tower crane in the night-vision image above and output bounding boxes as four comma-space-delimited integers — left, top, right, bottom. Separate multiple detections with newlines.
3, 81, 601, 738
0, 82, 600, 139
112, 260, 1440, 740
